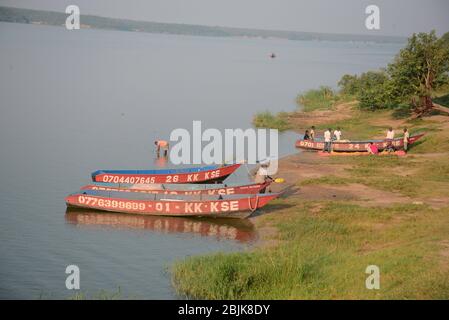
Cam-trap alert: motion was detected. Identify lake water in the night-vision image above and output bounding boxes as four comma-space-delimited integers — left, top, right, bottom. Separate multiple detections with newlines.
0, 22, 403, 299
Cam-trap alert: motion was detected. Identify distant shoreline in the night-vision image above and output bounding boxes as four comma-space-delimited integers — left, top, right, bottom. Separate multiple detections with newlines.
0, 6, 407, 44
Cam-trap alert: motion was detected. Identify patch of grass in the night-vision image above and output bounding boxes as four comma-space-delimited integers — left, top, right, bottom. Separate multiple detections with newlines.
314, 109, 388, 140
253, 111, 291, 131
172, 201, 449, 299
300, 176, 350, 186
391, 104, 412, 119
433, 93, 449, 108
296, 87, 337, 112
410, 129, 449, 153
68, 287, 130, 300
324, 153, 449, 197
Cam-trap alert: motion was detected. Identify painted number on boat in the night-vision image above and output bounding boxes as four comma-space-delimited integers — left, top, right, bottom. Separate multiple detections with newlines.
101, 175, 156, 184
185, 201, 239, 213
77, 196, 146, 211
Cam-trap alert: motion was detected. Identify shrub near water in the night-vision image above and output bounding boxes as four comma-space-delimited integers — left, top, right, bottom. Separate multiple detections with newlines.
296, 86, 336, 112
252, 111, 290, 131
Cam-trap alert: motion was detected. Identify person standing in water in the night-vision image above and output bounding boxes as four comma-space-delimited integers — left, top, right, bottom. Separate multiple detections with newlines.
154, 140, 169, 157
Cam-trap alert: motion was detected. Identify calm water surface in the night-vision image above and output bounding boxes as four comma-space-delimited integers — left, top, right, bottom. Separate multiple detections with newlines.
0, 22, 402, 299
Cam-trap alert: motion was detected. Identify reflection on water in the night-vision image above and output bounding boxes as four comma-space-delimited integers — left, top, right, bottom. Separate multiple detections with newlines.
153, 155, 169, 167
65, 209, 257, 243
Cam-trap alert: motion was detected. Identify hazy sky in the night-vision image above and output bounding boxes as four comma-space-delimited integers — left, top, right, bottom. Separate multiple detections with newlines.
1, 0, 448, 36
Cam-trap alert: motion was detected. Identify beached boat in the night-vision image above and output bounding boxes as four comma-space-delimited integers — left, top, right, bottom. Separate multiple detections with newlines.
317, 150, 407, 157
91, 164, 241, 184
80, 181, 271, 195
295, 134, 424, 152
65, 190, 280, 218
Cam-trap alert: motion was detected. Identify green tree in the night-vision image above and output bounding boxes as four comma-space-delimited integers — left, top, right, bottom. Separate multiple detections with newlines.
387, 30, 449, 114
338, 74, 359, 96
357, 70, 398, 110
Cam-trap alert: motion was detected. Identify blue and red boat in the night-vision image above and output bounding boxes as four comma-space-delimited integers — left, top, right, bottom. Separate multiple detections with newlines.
91, 163, 241, 184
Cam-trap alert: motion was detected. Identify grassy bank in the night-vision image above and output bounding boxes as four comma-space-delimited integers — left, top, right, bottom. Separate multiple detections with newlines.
172, 100, 449, 299
173, 200, 449, 299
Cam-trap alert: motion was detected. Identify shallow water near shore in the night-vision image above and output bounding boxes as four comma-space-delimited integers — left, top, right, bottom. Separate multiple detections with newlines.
0, 22, 402, 299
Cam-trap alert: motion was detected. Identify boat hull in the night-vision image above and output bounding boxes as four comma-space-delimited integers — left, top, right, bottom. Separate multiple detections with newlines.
80, 181, 271, 195
65, 191, 279, 218
91, 164, 241, 184
295, 134, 424, 152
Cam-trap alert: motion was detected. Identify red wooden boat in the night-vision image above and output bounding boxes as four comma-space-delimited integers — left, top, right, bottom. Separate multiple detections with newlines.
91, 163, 241, 184
65, 209, 257, 242
295, 134, 424, 152
80, 181, 271, 195
65, 189, 280, 218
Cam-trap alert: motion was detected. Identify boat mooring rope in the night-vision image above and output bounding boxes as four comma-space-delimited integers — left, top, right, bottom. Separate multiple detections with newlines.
248, 195, 260, 212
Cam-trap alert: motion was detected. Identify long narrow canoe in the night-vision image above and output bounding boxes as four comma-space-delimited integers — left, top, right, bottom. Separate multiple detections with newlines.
295, 134, 424, 152
65, 189, 280, 218
91, 163, 241, 184
80, 181, 271, 195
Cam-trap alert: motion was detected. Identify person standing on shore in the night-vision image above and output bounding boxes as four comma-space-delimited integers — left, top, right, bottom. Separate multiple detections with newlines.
324, 128, 332, 153
403, 127, 410, 152
386, 127, 395, 152
310, 126, 316, 141
155, 140, 169, 157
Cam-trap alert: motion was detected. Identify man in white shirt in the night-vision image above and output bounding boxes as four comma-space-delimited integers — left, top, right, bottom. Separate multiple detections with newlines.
333, 127, 342, 141
386, 127, 395, 152
386, 127, 395, 140
324, 128, 332, 153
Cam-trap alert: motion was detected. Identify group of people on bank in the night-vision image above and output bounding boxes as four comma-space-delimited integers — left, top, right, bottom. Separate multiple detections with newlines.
302, 126, 411, 154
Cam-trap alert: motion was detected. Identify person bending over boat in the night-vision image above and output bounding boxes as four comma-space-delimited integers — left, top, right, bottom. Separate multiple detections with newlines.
303, 130, 310, 140
155, 140, 169, 157
333, 127, 342, 141
324, 128, 332, 153
367, 142, 379, 155
403, 127, 410, 152
251, 160, 274, 193
310, 126, 316, 141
